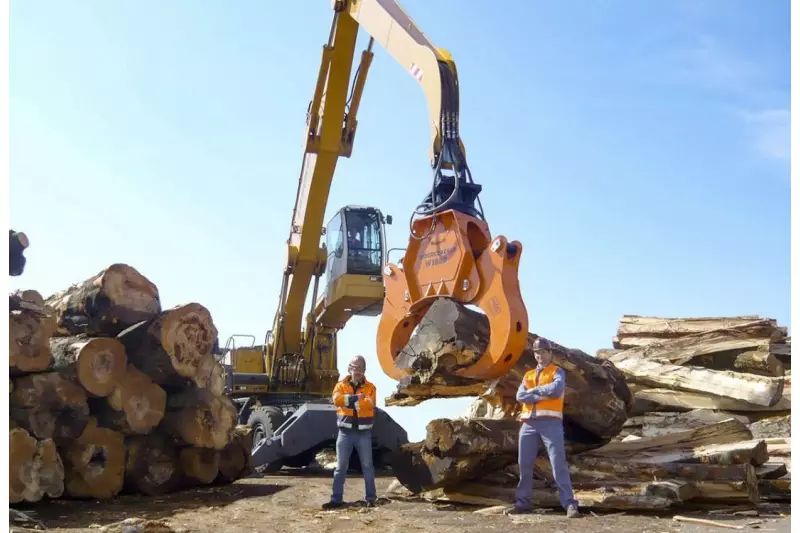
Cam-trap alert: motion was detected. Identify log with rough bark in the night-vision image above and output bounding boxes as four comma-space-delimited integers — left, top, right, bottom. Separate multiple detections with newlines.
9, 290, 57, 375
124, 433, 180, 496
45, 264, 161, 337
580, 419, 768, 466
599, 351, 784, 407
689, 347, 784, 377
10, 372, 90, 444
92, 364, 167, 435
627, 385, 791, 413
215, 425, 255, 484
748, 414, 790, 439
615, 315, 782, 340
619, 410, 750, 440
385, 299, 632, 444
9, 427, 64, 503
179, 447, 220, 485
60, 418, 126, 499
49, 335, 128, 397
118, 303, 218, 384
161, 388, 237, 450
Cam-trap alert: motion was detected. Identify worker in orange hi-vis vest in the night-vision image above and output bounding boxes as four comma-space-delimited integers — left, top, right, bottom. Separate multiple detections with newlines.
322, 355, 377, 509
507, 337, 579, 518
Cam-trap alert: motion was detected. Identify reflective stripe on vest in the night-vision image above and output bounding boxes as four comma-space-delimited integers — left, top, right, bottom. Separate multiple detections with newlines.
333, 378, 376, 430
519, 364, 564, 421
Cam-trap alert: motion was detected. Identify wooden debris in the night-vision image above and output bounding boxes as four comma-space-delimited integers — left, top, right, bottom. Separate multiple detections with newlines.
672, 515, 745, 530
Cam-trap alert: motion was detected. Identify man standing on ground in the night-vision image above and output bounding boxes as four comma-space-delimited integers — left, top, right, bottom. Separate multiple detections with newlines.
322, 355, 377, 509
509, 337, 579, 517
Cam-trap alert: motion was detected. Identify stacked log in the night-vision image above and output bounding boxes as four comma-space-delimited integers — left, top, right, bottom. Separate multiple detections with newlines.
8, 264, 252, 504
387, 306, 791, 511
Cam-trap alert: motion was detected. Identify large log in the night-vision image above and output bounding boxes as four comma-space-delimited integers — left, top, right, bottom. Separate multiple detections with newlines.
385, 299, 632, 444
619, 409, 750, 439
748, 414, 790, 439
600, 351, 784, 407
93, 364, 166, 435
10, 372, 90, 444
9, 291, 57, 375
118, 303, 218, 384
49, 335, 128, 397
628, 385, 791, 413
179, 447, 220, 485
124, 433, 181, 496
688, 347, 784, 377
161, 388, 237, 450
45, 264, 161, 337
615, 315, 782, 339
60, 418, 126, 499
9, 427, 64, 503
214, 425, 255, 484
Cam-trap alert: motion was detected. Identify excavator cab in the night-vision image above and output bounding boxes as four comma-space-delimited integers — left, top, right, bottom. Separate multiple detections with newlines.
316, 205, 392, 328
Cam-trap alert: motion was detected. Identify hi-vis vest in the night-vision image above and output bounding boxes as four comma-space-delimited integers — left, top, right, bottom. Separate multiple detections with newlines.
332, 377, 377, 430
519, 364, 564, 420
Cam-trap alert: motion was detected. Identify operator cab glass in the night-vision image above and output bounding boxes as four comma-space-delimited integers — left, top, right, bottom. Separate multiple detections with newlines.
325, 207, 384, 284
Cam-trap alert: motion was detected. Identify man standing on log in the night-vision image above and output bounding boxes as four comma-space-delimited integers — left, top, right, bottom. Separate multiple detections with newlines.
322, 355, 378, 509
509, 337, 579, 518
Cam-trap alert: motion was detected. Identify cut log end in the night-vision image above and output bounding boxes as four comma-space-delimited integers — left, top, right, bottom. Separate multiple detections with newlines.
158, 303, 218, 376
124, 434, 180, 496
165, 389, 237, 450
215, 426, 254, 484
50, 336, 128, 397
10, 427, 65, 503
100, 264, 161, 322
9, 300, 57, 374
10, 372, 90, 444
62, 418, 126, 499
179, 447, 220, 485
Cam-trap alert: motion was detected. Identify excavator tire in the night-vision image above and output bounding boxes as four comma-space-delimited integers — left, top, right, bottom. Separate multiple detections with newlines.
247, 406, 285, 472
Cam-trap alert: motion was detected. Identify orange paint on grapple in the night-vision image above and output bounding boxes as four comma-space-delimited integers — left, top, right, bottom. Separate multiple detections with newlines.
376, 209, 528, 381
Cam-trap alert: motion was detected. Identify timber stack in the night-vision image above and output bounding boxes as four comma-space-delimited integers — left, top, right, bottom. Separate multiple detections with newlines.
9, 264, 253, 505
386, 305, 790, 511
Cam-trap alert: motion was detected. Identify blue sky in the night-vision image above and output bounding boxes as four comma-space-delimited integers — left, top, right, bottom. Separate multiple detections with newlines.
10, 0, 790, 442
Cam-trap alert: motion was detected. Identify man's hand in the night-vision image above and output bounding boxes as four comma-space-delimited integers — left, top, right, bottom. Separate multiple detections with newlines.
356, 393, 365, 401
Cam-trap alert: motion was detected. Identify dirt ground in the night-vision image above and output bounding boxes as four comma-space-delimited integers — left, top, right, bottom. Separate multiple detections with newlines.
12, 468, 791, 533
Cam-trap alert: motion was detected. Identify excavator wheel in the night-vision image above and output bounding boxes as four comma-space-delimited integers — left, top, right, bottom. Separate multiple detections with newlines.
247, 406, 285, 473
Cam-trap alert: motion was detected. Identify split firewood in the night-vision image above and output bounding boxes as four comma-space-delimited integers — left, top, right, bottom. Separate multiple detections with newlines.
9, 290, 57, 375
161, 388, 237, 450
124, 433, 181, 496
385, 299, 632, 444
599, 351, 784, 407
49, 335, 127, 397
215, 425, 255, 483
92, 364, 166, 435
45, 264, 161, 337
179, 447, 220, 485
60, 418, 126, 499
10, 371, 90, 444
9, 427, 64, 503
118, 303, 218, 384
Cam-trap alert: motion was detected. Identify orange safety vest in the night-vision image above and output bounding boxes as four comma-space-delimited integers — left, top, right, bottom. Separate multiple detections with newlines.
332, 377, 377, 430
519, 364, 564, 420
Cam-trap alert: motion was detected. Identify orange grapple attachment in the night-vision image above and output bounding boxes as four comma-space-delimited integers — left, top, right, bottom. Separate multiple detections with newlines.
376, 209, 529, 381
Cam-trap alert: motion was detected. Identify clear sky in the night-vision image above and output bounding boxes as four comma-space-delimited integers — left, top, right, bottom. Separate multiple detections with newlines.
10, 0, 790, 442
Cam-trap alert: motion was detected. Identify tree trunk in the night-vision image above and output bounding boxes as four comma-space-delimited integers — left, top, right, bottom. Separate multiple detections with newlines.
45, 264, 161, 337
582, 425, 769, 466
10, 372, 90, 444
748, 414, 790, 439
600, 351, 784, 407
385, 299, 632, 444
124, 433, 181, 496
9, 291, 57, 375
688, 348, 784, 377
179, 447, 220, 485
620, 410, 751, 439
191, 358, 226, 396
215, 426, 255, 484
93, 364, 166, 435
61, 418, 126, 499
615, 315, 782, 339
161, 389, 237, 450
758, 479, 790, 502
117, 303, 218, 384
629, 385, 791, 413
9, 427, 65, 503
49, 335, 128, 397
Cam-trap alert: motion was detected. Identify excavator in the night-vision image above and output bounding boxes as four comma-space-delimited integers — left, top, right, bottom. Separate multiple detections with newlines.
217, 0, 528, 471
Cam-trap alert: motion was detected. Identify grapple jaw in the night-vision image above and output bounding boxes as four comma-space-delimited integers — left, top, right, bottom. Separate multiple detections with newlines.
376, 209, 528, 381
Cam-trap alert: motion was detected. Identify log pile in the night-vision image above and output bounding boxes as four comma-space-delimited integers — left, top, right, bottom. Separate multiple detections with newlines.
388, 309, 791, 511
9, 264, 252, 504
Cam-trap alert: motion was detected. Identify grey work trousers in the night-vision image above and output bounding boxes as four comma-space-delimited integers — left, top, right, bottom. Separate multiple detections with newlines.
515, 417, 578, 511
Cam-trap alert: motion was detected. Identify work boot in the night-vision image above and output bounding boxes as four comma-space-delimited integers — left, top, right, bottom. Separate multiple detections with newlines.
364, 500, 376, 508
566, 505, 579, 518
505, 506, 531, 515
322, 500, 344, 510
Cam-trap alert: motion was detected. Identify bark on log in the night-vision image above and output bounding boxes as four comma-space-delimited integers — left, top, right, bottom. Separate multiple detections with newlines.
45, 264, 161, 337
688, 348, 784, 377
49, 335, 127, 397
93, 364, 166, 435
161, 388, 237, 450
9, 291, 56, 375
9, 427, 65, 503
386, 299, 632, 444
748, 414, 790, 439
61, 418, 126, 499
124, 433, 180, 496
179, 447, 220, 485
215, 425, 255, 484
615, 315, 782, 339
10, 372, 90, 444
600, 351, 784, 407
118, 303, 218, 384
620, 410, 750, 439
